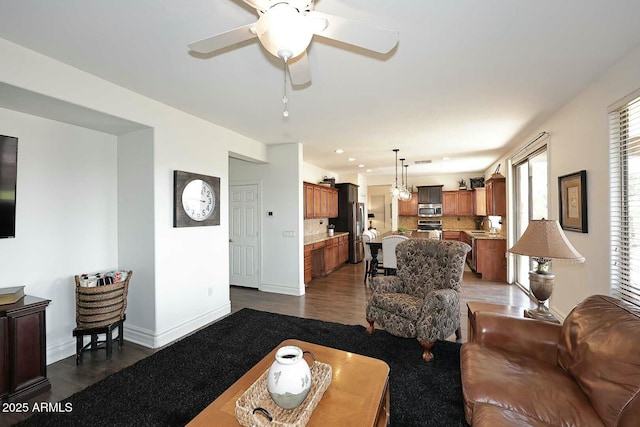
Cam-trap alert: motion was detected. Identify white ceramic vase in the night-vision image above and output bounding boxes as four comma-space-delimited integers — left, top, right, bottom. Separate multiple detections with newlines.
267, 346, 313, 409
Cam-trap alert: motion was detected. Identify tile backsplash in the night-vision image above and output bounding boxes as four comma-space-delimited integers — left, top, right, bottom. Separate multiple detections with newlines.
399, 215, 487, 231
304, 218, 330, 236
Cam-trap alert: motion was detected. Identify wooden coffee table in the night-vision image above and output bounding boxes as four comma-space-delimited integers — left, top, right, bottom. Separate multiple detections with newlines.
187, 339, 390, 427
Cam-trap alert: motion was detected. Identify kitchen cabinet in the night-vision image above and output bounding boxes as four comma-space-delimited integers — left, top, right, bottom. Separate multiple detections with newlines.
442, 231, 460, 241
485, 174, 506, 216
460, 232, 473, 266
325, 238, 337, 272
473, 188, 486, 216
304, 234, 350, 284
303, 182, 338, 219
398, 193, 418, 216
339, 235, 349, 264
417, 186, 443, 204
304, 184, 314, 219
475, 239, 507, 282
461, 231, 507, 282
443, 190, 473, 216
304, 245, 312, 284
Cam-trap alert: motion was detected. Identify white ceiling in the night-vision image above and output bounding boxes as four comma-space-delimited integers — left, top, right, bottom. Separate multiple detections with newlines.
1, 0, 640, 178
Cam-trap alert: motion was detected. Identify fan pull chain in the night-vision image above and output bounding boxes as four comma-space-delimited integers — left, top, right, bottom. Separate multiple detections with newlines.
282, 58, 289, 118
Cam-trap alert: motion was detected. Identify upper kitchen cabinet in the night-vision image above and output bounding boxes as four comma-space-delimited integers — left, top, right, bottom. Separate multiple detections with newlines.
398, 192, 418, 216
473, 188, 486, 216
443, 190, 473, 216
304, 182, 338, 219
417, 185, 443, 204
485, 174, 506, 216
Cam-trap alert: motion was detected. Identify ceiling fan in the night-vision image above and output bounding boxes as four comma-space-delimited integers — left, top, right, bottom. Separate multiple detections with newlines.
188, 0, 399, 86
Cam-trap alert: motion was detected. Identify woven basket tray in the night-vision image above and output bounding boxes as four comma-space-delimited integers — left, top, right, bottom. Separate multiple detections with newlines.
235, 361, 332, 427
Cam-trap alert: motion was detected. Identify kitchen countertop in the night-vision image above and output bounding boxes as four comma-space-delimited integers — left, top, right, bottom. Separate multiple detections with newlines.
304, 231, 349, 246
443, 229, 506, 239
454, 230, 506, 240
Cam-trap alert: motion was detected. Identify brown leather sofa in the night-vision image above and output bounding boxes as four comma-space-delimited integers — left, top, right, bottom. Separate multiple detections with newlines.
460, 295, 640, 426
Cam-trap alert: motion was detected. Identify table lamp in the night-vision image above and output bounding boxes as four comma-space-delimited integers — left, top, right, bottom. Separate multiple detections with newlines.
508, 219, 584, 321
368, 213, 375, 229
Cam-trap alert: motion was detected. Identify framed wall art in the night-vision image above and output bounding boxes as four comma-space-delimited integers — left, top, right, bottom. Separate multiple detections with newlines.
173, 170, 220, 227
558, 170, 587, 233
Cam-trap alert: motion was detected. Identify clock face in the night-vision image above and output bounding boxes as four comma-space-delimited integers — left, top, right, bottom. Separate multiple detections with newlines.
181, 179, 215, 221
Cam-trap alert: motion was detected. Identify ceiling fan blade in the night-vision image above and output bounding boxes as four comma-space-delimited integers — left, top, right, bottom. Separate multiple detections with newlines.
307, 11, 399, 54
288, 51, 311, 85
241, 0, 272, 12
188, 24, 257, 54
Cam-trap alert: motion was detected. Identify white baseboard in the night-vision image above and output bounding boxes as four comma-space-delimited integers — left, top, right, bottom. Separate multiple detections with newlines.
148, 303, 231, 348
46, 338, 76, 365
45, 303, 231, 365
260, 282, 305, 296
123, 323, 156, 348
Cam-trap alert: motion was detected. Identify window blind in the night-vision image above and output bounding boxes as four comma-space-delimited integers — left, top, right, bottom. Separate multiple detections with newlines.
610, 94, 640, 307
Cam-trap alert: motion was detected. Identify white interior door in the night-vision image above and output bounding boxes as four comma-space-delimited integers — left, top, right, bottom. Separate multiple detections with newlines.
229, 184, 259, 288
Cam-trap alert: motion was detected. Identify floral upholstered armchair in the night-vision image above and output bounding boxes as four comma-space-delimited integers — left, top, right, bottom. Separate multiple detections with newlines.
366, 239, 470, 361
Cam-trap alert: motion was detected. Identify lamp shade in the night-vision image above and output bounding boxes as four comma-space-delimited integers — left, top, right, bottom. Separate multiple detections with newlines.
255, 4, 313, 60
508, 219, 585, 262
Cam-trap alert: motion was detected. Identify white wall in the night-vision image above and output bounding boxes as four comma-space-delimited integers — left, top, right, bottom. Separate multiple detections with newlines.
488, 44, 640, 318
230, 143, 304, 296
0, 107, 119, 362
117, 129, 156, 339
301, 161, 338, 184
0, 38, 269, 358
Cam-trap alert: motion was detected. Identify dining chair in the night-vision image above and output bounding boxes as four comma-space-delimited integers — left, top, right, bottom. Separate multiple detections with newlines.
381, 234, 409, 275
363, 230, 384, 283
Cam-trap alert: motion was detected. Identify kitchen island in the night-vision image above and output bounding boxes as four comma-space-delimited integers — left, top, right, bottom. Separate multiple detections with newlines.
451, 230, 506, 282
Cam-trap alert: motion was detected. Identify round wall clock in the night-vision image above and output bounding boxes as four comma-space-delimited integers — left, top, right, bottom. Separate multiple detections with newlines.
174, 170, 221, 227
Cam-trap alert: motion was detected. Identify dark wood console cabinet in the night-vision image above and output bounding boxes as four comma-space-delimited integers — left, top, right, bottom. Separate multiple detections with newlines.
0, 295, 51, 402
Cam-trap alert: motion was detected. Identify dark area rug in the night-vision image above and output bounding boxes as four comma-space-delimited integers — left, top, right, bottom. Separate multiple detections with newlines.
17, 309, 468, 426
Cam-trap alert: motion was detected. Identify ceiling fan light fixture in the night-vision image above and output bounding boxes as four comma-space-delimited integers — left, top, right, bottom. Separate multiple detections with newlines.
256, 3, 313, 60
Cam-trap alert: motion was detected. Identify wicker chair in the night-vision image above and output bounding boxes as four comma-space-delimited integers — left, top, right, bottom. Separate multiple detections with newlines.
366, 240, 470, 361
73, 270, 132, 364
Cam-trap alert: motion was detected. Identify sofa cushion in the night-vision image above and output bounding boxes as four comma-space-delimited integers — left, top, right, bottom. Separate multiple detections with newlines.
557, 295, 640, 427
472, 403, 555, 427
369, 292, 423, 321
461, 342, 604, 426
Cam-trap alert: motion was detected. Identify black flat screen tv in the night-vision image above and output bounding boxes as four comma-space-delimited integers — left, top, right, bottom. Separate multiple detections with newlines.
0, 135, 18, 238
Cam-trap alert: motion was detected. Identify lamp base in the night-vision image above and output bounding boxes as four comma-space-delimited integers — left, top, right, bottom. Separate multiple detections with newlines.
527, 270, 556, 322
524, 306, 558, 322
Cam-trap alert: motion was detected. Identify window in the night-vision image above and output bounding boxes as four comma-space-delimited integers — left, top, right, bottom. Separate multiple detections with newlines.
512, 146, 548, 292
610, 93, 640, 307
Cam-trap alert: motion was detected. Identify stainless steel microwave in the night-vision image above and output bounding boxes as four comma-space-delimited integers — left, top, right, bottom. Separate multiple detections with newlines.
418, 203, 442, 217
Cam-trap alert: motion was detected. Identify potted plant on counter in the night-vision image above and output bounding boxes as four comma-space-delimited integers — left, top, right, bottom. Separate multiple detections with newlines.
398, 226, 407, 235
327, 224, 335, 237
458, 179, 467, 190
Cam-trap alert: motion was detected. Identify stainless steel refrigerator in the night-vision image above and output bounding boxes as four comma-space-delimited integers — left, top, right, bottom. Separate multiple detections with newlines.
330, 183, 364, 264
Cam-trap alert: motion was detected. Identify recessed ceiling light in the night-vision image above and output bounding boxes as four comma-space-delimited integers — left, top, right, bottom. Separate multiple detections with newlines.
348, 158, 356, 162
358, 164, 365, 168
335, 149, 344, 154
366, 169, 372, 173
442, 156, 450, 161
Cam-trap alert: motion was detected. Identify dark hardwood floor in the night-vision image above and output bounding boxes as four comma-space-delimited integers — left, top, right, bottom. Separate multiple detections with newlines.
3, 262, 532, 426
